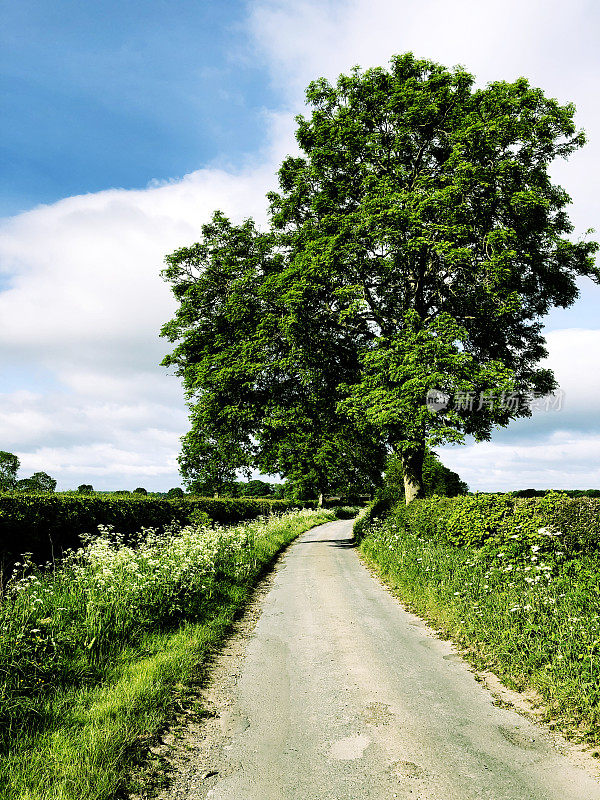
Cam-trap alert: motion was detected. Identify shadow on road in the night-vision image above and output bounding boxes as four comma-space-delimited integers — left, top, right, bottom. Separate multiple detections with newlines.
297, 538, 356, 549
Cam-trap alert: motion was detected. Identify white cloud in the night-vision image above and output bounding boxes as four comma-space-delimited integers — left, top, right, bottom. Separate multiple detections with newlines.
439, 434, 600, 492
1, 0, 599, 491
0, 161, 277, 363
439, 329, 600, 490
249, 0, 591, 95
0, 134, 284, 489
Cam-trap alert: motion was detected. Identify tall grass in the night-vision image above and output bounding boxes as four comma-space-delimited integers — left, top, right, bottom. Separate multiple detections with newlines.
358, 508, 600, 745
0, 508, 333, 799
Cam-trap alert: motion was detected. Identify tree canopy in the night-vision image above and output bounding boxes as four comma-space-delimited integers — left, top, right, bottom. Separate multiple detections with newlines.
161, 54, 598, 502
16, 471, 57, 493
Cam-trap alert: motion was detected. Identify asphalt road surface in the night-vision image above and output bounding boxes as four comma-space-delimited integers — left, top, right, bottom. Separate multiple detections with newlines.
167, 518, 600, 800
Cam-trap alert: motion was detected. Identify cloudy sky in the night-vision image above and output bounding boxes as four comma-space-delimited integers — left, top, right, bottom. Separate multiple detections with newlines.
1, 0, 599, 492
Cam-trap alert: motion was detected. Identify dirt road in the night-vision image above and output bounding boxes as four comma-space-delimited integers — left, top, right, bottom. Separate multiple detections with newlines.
159, 518, 600, 800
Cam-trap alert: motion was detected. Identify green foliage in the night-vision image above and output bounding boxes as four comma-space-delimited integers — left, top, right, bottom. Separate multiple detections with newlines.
0, 454, 57, 494
160, 212, 386, 498
161, 54, 597, 503
401, 491, 600, 556
77, 484, 94, 495
352, 498, 394, 542
187, 508, 212, 527
357, 495, 600, 743
332, 505, 361, 519
215, 479, 279, 498
237, 479, 275, 497
133, 487, 147, 495
0, 494, 313, 574
422, 453, 468, 497
0, 452, 19, 492
512, 488, 600, 498
15, 471, 57, 493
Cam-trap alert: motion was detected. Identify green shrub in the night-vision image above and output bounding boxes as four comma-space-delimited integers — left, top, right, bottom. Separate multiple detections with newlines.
188, 508, 212, 527
353, 497, 394, 542
332, 505, 361, 519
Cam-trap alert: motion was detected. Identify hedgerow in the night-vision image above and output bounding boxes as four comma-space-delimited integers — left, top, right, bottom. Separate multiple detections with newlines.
400, 491, 600, 556
0, 493, 313, 575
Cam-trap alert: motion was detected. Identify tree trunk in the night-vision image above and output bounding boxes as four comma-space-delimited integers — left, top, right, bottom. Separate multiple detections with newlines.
401, 444, 426, 504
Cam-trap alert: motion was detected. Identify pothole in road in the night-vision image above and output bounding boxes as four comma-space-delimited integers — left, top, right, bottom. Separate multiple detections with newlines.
361, 701, 394, 726
391, 759, 426, 779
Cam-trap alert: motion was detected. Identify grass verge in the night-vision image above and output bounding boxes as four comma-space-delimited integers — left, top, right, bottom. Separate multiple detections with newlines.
356, 504, 600, 747
0, 508, 333, 799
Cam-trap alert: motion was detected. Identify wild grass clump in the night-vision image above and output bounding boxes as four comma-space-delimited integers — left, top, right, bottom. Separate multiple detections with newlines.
0, 507, 332, 799
358, 497, 600, 744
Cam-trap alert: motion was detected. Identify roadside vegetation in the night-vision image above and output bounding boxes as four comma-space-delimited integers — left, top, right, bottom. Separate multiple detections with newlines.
0, 492, 312, 586
0, 507, 333, 800
356, 493, 600, 746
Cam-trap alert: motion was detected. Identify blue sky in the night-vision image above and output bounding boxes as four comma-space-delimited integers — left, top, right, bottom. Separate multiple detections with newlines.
1, 0, 599, 491
1, 0, 280, 216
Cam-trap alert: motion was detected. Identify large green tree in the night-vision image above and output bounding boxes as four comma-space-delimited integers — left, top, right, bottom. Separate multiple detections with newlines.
162, 54, 597, 502
267, 54, 597, 500
161, 212, 386, 498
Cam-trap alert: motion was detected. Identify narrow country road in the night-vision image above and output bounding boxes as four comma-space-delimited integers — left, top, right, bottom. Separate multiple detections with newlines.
161, 518, 600, 800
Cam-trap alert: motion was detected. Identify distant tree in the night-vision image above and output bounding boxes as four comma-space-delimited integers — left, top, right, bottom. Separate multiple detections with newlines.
272, 483, 287, 499
238, 479, 275, 497
15, 471, 57, 493
422, 453, 468, 497
77, 484, 94, 494
178, 425, 245, 496
133, 487, 148, 495
114, 490, 131, 495
0, 451, 20, 492
166, 487, 185, 498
